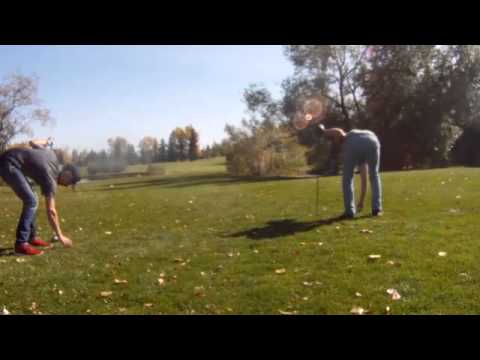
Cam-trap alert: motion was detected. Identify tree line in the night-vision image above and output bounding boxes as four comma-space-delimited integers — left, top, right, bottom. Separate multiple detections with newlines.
224, 45, 480, 176
66, 127, 227, 174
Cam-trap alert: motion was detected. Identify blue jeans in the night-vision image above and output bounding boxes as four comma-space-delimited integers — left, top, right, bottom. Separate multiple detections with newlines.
342, 132, 382, 216
0, 161, 38, 244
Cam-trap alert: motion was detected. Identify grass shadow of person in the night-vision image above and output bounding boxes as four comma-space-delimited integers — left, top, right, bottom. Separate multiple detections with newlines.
226, 215, 372, 240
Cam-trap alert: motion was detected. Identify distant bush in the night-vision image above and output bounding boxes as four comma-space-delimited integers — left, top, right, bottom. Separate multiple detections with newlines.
146, 164, 166, 176
225, 128, 308, 177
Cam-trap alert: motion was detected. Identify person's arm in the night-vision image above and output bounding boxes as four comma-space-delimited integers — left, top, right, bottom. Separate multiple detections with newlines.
357, 163, 368, 212
45, 196, 73, 247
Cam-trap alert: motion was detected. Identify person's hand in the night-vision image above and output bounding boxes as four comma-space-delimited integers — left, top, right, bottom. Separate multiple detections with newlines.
58, 235, 73, 248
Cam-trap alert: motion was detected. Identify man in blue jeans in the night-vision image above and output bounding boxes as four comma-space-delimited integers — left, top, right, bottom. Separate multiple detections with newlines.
0, 139, 81, 256
319, 126, 383, 219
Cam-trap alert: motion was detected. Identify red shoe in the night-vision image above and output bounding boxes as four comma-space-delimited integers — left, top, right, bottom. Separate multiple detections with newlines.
15, 243, 44, 256
29, 237, 53, 248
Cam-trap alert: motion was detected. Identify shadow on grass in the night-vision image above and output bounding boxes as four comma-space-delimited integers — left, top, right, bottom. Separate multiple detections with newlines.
0, 247, 14, 257
83, 173, 315, 192
226, 215, 373, 240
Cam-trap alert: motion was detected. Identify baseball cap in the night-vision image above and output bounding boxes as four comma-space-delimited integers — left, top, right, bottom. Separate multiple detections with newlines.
62, 164, 82, 185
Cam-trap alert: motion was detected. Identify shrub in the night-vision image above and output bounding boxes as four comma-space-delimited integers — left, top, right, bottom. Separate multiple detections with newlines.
146, 164, 166, 176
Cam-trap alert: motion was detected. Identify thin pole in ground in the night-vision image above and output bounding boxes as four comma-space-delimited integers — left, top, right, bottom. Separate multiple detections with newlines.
316, 176, 320, 216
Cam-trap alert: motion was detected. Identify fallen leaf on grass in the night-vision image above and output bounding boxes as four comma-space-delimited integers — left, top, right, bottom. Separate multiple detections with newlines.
253, 249, 259, 254
58, 290, 64, 296
387, 289, 401, 300
350, 306, 366, 315
318, 242, 324, 246
105, 231, 112, 236
303, 281, 313, 287
438, 252, 447, 257
279, 310, 298, 315
158, 278, 165, 286
385, 306, 391, 314
144, 303, 153, 308
174, 257, 184, 263
119, 308, 127, 313
368, 254, 382, 261
114, 279, 128, 285
200, 272, 206, 277
16, 258, 26, 263
360, 229, 374, 234
194, 286, 206, 297
355, 292, 362, 297
2, 307, 11, 315
100, 291, 113, 297
275, 268, 287, 275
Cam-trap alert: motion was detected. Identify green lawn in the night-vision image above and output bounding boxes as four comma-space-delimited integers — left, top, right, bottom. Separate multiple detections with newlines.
1, 157, 480, 315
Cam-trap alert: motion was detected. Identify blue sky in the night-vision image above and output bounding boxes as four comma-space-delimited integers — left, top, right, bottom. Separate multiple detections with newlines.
0, 45, 294, 152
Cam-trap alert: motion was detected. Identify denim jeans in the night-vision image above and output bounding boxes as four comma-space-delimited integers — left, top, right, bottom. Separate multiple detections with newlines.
342, 132, 382, 216
0, 161, 38, 244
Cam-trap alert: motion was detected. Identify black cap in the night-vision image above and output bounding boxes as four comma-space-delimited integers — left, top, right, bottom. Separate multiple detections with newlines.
62, 164, 81, 184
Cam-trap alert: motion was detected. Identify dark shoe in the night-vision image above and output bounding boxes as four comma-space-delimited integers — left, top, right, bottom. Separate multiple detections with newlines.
339, 213, 355, 220
15, 243, 44, 256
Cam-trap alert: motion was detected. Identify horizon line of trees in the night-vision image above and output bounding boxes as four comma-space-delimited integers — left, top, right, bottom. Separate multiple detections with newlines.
63, 126, 227, 174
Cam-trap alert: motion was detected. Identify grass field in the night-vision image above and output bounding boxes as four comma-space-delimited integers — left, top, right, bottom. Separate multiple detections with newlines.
1, 157, 480, 315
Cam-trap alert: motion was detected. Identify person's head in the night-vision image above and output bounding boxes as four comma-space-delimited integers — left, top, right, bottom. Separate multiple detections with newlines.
58, 164, 81, 188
